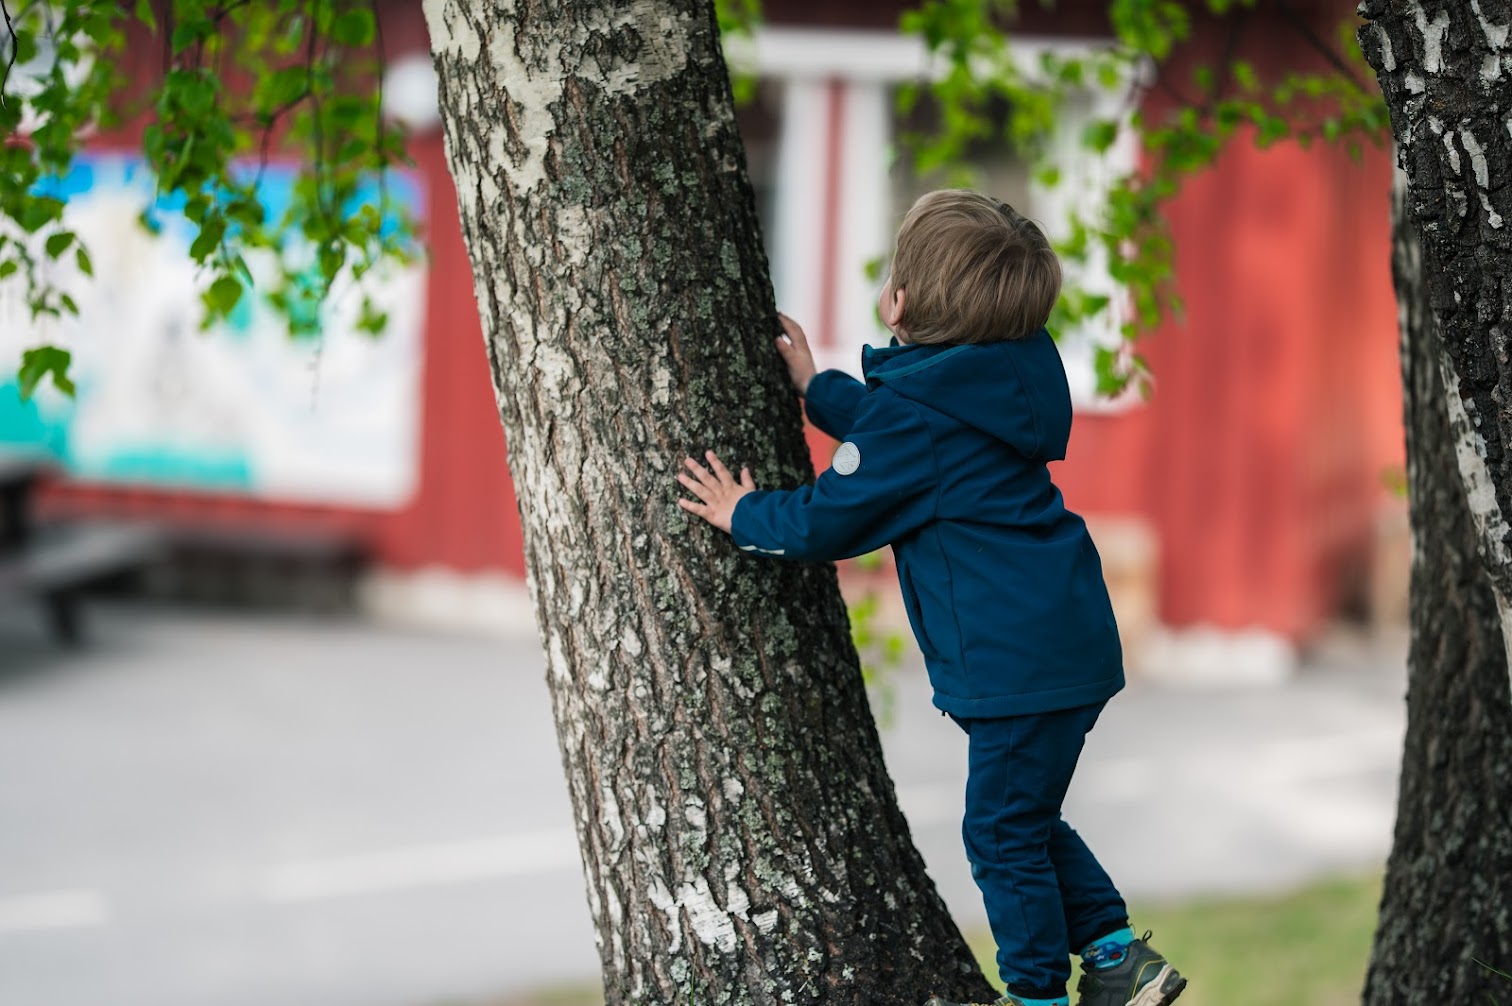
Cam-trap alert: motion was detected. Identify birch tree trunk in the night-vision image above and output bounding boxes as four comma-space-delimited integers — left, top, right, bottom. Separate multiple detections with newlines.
421, 3, 994, 1004
1356, 4, 1512, 1001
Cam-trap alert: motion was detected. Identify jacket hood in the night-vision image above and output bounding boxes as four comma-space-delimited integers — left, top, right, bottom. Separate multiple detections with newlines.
861, 330, 1072, 461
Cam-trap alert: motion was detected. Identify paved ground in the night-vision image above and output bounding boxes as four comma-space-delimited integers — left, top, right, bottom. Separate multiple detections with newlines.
0, 601, 1407, 1006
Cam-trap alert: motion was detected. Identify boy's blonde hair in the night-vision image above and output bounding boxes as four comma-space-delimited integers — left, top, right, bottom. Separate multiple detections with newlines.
889, 189, 1062, 344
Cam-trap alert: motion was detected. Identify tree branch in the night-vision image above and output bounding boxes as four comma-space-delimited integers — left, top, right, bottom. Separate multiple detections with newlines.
238, 87, 312, 127
372, 0, 389, 207
307, 0, 329, 227
1191, 7, 1251, 125
161, 0, 172, 76
1, 0, 18, 109
1277, 1, 1369, 93
1151, 61, 1195, 109
211, 0, 252, 27
1213, 6, 1247, 103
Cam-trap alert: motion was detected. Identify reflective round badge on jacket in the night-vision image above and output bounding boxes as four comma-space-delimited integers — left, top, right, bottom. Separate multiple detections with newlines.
833, 441, 861, 475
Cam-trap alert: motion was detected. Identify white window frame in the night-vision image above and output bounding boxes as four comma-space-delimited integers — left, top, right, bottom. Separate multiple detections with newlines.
729, 27, 1140, 412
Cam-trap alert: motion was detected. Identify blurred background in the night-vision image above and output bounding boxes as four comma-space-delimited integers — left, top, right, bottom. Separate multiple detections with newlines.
1, 1, 1406, 1005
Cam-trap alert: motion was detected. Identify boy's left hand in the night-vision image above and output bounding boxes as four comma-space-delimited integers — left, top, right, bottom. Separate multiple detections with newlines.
676, 450, 756, 533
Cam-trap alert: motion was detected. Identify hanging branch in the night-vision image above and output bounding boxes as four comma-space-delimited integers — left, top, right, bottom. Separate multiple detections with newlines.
1277, 1, 1370, 93
210, 0, 251, 27
160, 0, 171, 75
306, 0, 337, 250
370, 0, 389, 217
1, 0, 18, 109
1209, 5, 1248, 108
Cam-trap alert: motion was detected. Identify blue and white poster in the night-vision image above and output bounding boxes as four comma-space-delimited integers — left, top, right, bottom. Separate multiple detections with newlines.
0, 154, 427, 509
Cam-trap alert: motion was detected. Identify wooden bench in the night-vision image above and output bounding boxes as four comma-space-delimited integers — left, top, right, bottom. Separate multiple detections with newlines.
0, 523, 164, 643
152, 521, 368, 609
3, 450, 373, 630
0, 452, 44, 550
0, 453, 164, 644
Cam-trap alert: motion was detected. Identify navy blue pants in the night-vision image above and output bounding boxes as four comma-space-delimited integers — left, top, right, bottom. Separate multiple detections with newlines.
951, 701, 1129, 999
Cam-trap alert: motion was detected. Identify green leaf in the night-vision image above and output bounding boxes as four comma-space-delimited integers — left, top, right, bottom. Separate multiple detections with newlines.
171, 19, 204, 54
12, 29, 37, 65
19, 197, 64, 234
330, 9, 376, 47
206, 275, 244, 315
75, 246, 93, 277
261, 66, 309, 119
189, 219, 226, 262
44, 231, 75, 260
134, 0, 158, 31
716, 0, 763, 35
896, 81, 920, 115
231, 254, 255, 284
1232, 60, 1258, 92
319, 243, 344, 284
0, 260, 17, 280
356, 297, 388, 336
18, 346, 75, 399
1093, 345, 1125, 397
1082, 119, 1120, 154
177, 75, 217, 117
227, 198, 265, 229
1256, 115, 1290, 147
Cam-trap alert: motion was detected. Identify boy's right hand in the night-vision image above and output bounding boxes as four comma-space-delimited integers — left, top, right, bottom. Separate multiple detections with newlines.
775, 313, 817, 396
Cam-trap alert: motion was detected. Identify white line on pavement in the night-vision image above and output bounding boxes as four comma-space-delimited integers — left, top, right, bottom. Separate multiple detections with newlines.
247, 725, 1408, 907
0, 889, 110, 934
260, 828, 582, 903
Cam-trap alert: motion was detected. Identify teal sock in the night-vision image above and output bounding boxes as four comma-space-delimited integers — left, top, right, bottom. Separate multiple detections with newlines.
1080, 926, 1136, 969
1009, 997, 1068, 1006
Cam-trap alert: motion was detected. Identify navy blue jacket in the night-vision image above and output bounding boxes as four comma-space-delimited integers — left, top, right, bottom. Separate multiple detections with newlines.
730, 330, 1124, 717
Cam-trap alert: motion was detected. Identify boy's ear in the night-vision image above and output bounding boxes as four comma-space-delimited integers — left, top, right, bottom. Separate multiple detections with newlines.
886, 287, 906, 328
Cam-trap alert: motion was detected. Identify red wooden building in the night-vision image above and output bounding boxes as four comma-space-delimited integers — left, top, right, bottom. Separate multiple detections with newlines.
19, 1, 1403, 669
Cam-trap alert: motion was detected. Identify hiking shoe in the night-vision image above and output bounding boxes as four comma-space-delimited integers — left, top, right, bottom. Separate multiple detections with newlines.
925, 996, 1051, 1006
1074, 933, 1186, 1006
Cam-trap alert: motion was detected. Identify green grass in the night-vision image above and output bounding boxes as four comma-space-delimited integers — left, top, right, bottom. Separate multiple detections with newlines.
483, 874, 1384, 1006
970, 873, 1383, 1006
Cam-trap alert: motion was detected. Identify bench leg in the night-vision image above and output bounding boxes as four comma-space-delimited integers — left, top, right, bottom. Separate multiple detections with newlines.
43, 591, 84, 646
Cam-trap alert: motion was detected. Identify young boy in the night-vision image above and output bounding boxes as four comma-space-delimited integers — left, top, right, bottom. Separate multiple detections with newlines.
675, 190, 1185, 1006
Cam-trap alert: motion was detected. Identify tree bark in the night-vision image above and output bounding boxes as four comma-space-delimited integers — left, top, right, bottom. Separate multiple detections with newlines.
1356, 4, 1512, 1002
421, 3, 994, 1004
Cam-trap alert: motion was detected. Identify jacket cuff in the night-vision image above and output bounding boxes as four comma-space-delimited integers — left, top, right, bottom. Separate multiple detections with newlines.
730, 493, 754, 547
730, 492, 787, 557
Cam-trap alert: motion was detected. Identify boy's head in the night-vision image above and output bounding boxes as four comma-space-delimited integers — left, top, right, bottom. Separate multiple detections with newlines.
882, 189, 1062, 345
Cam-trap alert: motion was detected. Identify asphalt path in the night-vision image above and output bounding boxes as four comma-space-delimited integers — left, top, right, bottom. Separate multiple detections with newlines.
0, 602, 1407, 1006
